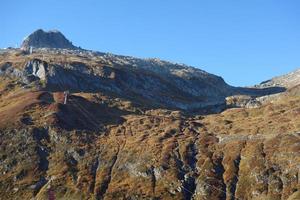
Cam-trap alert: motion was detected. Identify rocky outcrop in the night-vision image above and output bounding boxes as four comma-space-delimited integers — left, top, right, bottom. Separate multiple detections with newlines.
24, 59, 48, 80
21, 29, 78, 50
0, 59, 47, 84
226, 95, 261, 108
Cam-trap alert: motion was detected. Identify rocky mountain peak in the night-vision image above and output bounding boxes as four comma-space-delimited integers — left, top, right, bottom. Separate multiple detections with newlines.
21, 29, 78, 50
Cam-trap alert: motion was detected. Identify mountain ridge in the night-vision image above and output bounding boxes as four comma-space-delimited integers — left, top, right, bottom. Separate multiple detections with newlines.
258, 68, 300, 88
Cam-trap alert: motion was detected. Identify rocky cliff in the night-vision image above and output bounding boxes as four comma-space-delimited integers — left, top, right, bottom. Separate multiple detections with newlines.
0, 31, 299, 200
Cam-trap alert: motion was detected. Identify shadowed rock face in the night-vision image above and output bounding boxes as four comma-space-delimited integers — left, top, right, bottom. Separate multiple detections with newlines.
21, 29, 77, 50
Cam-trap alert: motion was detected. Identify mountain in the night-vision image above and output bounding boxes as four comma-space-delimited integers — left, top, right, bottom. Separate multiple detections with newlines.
21, 29, 78, 50
5, 30, 285, 113
0, 30, 299, 200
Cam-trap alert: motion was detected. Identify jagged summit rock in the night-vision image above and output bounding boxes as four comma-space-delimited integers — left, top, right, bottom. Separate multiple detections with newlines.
21, 29, 78, 50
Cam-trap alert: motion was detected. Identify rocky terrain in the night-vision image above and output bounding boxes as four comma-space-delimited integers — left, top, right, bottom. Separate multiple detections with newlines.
0, 30, 299, 200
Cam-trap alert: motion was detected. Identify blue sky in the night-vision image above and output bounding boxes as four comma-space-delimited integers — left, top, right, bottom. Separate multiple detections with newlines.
1, 0, 300, 86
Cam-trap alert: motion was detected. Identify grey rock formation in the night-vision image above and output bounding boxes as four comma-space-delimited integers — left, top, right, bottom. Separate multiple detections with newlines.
21, 29, 78, 50
0, 59, 48, 84
24, 59, 48, 81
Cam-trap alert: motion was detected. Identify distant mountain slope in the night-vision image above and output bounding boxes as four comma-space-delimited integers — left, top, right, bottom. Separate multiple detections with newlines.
258, 68, 300, 88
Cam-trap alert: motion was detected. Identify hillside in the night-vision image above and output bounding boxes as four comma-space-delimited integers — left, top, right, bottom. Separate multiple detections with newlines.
0, 30, 299, 200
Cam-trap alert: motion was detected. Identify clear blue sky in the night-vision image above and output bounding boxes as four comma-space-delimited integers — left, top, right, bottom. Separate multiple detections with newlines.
1, 0, 300, 86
